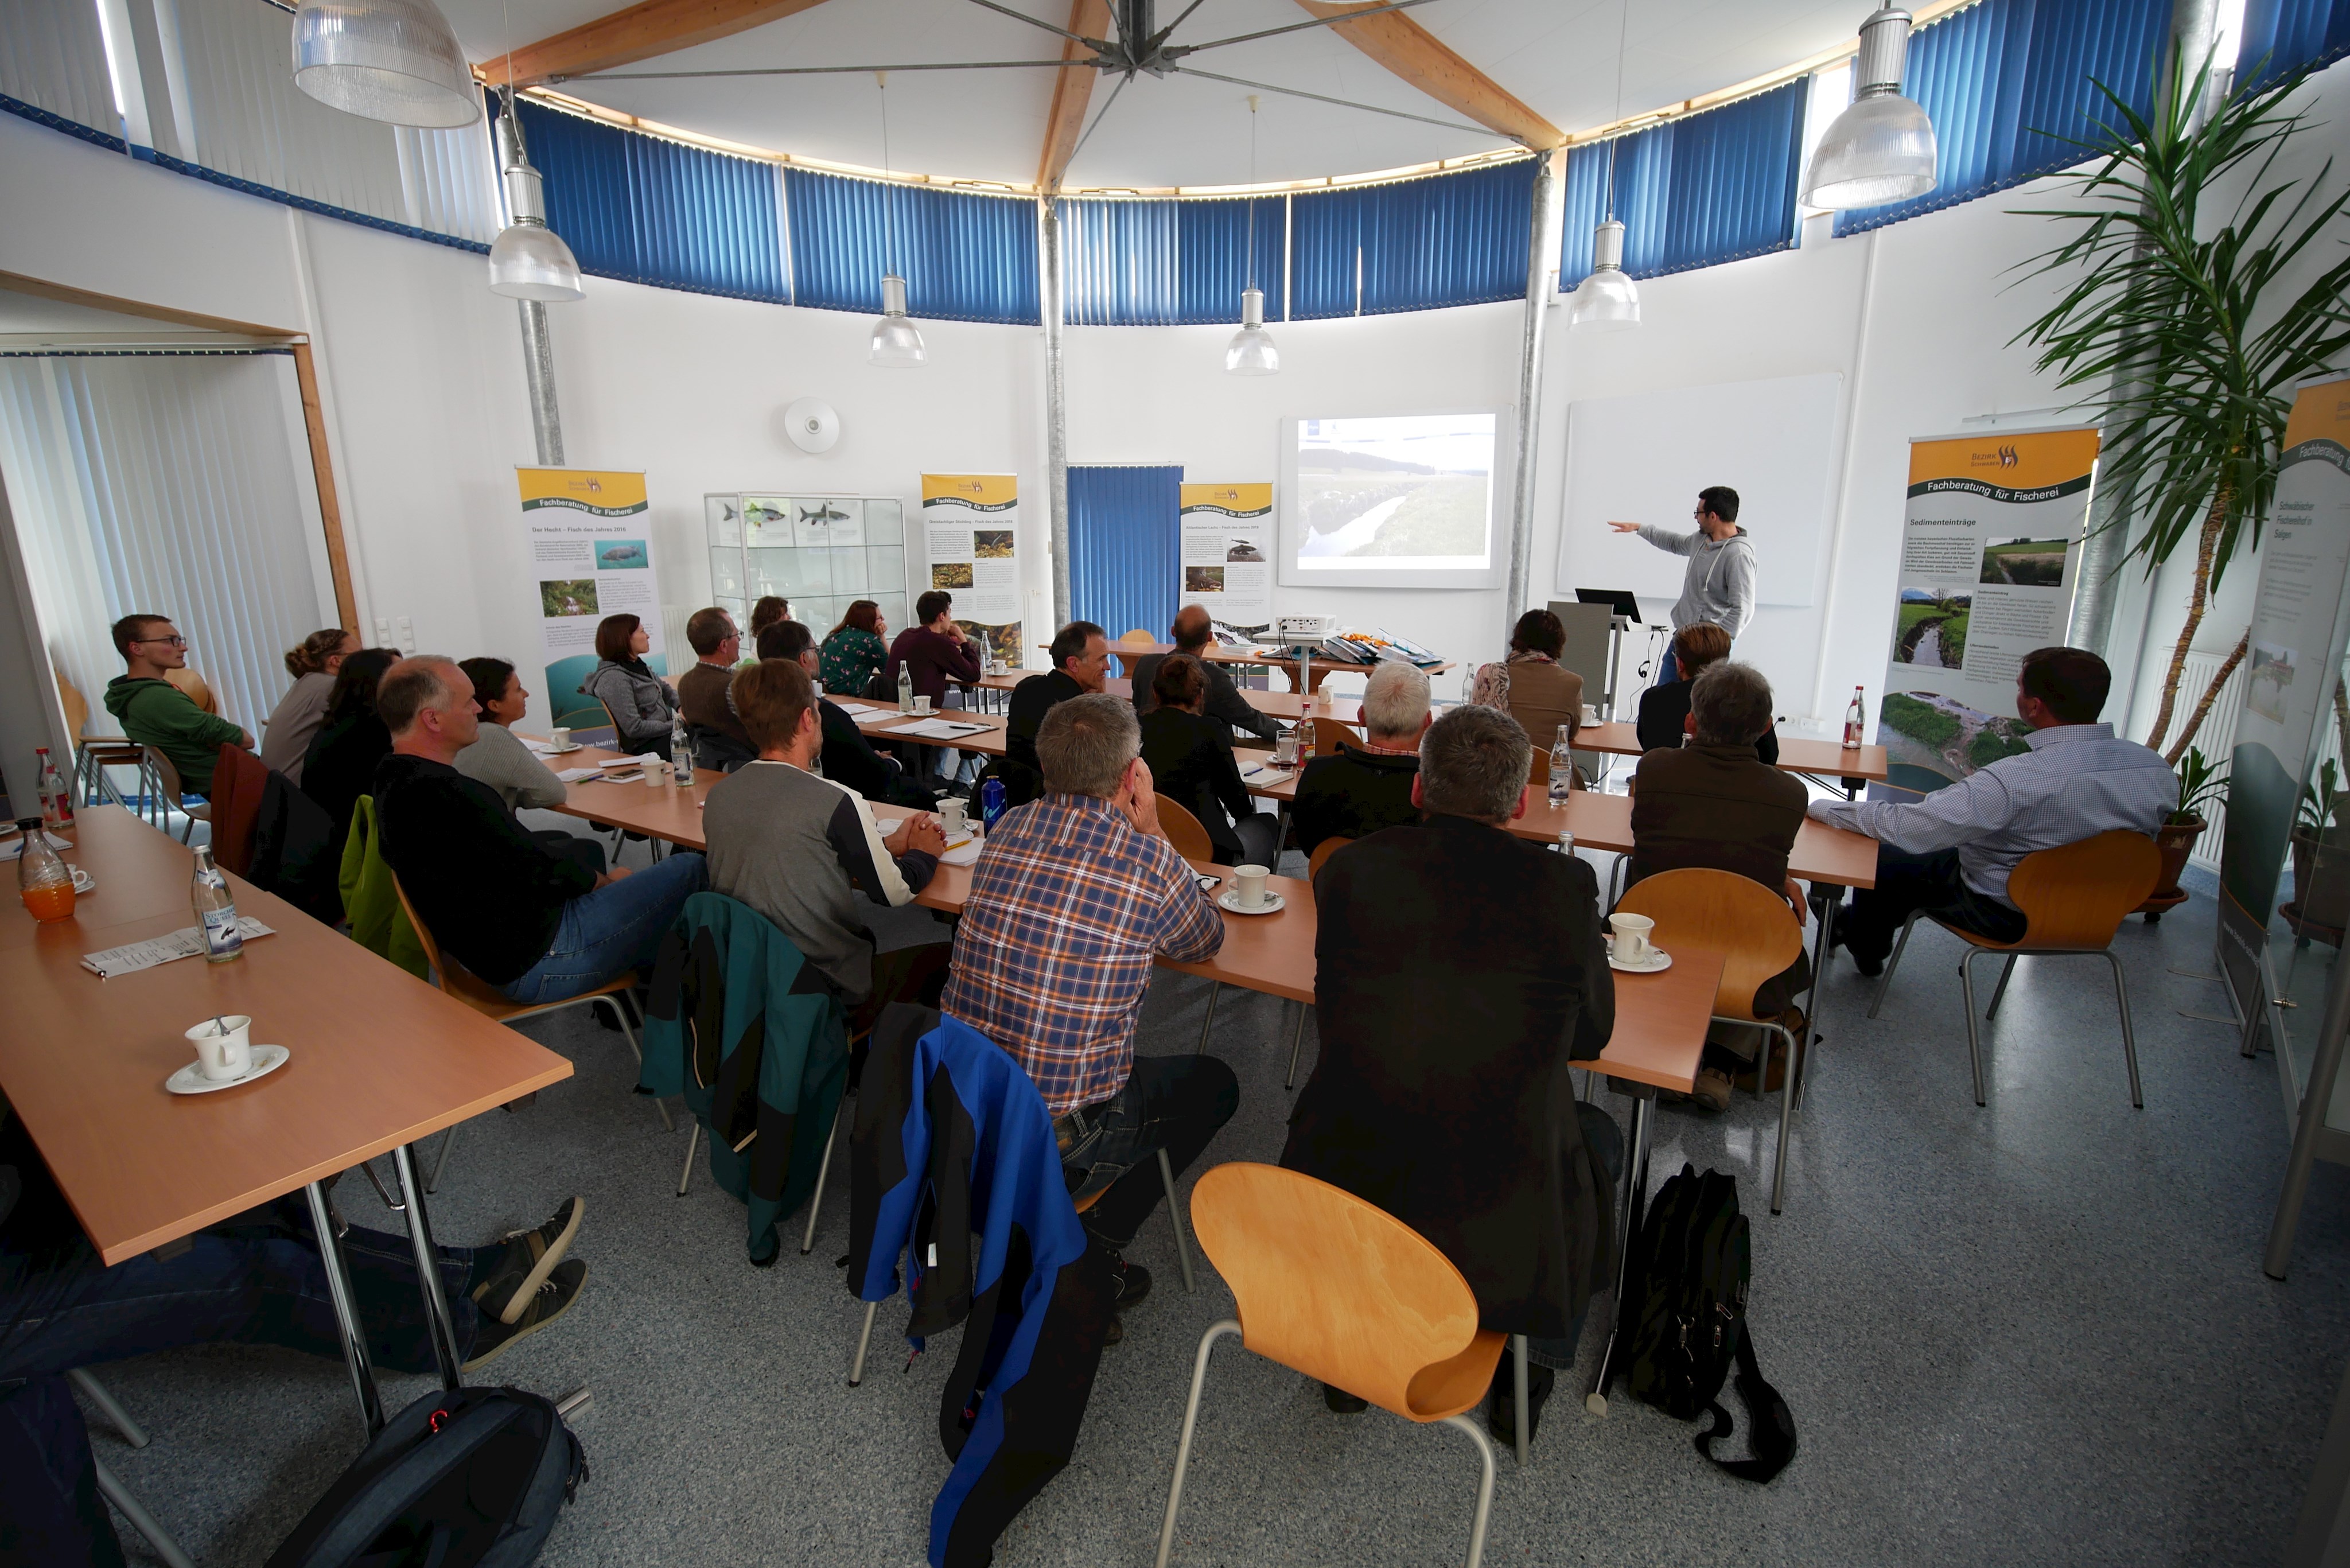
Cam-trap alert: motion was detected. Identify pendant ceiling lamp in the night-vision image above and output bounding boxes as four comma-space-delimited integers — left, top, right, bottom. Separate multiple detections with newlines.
1225, 96, 1279, 376
870, 73, 927, 369
488, 93, 584, 301
291, 0, 478, 129
1803, 4, 1937, 209
1570, 2, 1640, 333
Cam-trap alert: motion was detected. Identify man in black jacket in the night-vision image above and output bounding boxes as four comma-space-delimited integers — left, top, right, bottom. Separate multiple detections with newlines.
1282, 703, 1618, 1441
372, 656, 706, 1005
1130, 604, 1282, 745
760, 620, 936, 810
1293, 661, 1430, 856
998, 620, 1108, 804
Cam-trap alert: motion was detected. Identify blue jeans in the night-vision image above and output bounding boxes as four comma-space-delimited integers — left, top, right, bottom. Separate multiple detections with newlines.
1059, 1055, 1240, 1251
501, 851, 707, 1005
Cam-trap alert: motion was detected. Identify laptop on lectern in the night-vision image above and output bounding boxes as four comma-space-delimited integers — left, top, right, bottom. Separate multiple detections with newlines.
1573, 587, 1641, 622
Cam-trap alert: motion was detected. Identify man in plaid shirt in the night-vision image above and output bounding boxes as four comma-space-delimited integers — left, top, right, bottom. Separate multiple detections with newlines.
943, 692, 1238, 1329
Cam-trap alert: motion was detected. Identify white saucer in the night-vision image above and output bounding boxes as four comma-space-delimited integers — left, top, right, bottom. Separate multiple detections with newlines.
1606, 948, 1672, 974
70, 867, 94, 894
1217, 888, 1286, 916
541, 742, 583, 755
167, 1044, 289, 1095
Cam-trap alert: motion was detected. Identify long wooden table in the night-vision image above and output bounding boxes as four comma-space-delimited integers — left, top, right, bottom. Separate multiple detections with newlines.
0, 807, 571, 1431
1574, 719, 1891, 784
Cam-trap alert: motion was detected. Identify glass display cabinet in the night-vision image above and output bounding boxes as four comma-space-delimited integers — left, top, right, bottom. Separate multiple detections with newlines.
704, 493, 908, 639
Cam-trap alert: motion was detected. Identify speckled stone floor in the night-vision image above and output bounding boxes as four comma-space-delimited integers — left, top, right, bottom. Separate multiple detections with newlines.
75, 849, 2350, 1567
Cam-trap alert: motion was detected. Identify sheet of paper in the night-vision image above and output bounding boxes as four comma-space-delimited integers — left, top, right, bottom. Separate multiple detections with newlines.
895, 718, 991, 740
82, 918, 276, 979
556, 767, 604, 782
849, 707, 911, 729
940, 839, 982, 867
0, 831, 72, 861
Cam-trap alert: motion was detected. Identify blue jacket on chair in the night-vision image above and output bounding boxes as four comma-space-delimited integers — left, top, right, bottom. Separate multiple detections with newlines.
847, 1006, 1114, 1568
640, 893, 849, 1264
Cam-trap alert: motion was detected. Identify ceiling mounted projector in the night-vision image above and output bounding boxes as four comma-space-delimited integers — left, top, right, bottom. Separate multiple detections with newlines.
785, 398, 842, 454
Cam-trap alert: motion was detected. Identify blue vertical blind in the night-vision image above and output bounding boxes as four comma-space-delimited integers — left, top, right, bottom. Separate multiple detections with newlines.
519, 99, 785, 302
1292, 159, 1538, 318
1061, 196, 1287, 325
2238, 0, 2350, 87
785, 169, 1039, 324
1832, 0, 2173, 236
1559, 77, 1808, 285
1068, 466, 1182, 644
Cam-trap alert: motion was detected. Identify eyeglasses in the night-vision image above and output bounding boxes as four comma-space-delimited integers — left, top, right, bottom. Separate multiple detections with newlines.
135, 635, 188, 649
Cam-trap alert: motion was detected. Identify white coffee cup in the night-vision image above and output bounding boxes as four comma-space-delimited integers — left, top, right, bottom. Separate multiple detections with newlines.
1608, 912, 1655, 964
550, 726, 571, 749
188, 1014, 254, 1082
914, 695, 934, 715
940, 797, 968, 835
643, 756, 667, 788
1235, 863, 1270, 910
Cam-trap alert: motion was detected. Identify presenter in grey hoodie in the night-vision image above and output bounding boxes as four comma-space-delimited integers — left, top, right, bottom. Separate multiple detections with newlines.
1609, 485, 1756, 682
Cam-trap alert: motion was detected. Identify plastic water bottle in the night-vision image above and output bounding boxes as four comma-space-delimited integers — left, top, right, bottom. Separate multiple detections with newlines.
34, 748, 72, 830
979, 776, 1007, 832
1843, 685, 1866, 750
898, 662, 915, 715
1463, 664, 1479, 707
670, 713, 693, 780
1555, 827, 1575, 858
1550, 725, 1574, 808
191, 844, 242, 963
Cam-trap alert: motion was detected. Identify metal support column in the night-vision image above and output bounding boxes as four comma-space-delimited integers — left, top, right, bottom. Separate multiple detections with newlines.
1503, 147, 1566, 647
496, 108, 566, 468
1040, 196, 1072, 631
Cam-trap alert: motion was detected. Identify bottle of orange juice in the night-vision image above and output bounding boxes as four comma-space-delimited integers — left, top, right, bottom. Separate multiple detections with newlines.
15, 815, 73, 923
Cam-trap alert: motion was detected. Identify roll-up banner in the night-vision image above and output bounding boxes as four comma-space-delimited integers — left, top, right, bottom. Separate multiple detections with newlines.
1178, 482, 1274, 629
2219, 375, 2350, 1045
920, 474, 1022, 669
1876, 429, 2100, 794
518, 467, 667, 730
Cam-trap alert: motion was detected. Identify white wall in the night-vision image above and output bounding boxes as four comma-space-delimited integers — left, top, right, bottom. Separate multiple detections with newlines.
7, 57, 2345, 741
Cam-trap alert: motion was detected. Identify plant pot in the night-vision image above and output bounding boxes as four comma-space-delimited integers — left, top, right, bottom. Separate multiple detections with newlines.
2147, 816, 2205, 901
2291, 826, 2350, 933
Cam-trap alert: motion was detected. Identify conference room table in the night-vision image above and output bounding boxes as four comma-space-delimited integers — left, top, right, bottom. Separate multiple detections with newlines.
0, 807, 571, 1434
978, 669, 1365, 730
1049, 642, 1453, 694
1573, 720, 1890, 792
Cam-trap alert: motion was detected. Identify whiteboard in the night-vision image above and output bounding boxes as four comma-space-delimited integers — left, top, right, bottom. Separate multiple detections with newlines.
1553, 373, 1843, 611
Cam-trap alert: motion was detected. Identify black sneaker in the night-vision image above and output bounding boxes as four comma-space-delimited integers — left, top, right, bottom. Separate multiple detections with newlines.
492, 1197, 582, 1315
1487, 1346, 1555, 1445
1106, 1253, 1151, 1314
464, 1259, 586, 1371
1322, 1383, 1368, 1414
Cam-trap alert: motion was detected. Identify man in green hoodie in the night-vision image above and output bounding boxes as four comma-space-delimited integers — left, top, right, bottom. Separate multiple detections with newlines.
103, 614, 251, 798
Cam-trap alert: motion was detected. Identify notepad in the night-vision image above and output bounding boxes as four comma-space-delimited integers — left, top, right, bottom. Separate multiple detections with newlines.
555, 767, 604, 782
82, 919, 276, 979
894, 719, 991, 740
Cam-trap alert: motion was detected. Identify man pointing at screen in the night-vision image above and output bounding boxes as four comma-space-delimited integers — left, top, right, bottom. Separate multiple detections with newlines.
1609, 486, 1756, 682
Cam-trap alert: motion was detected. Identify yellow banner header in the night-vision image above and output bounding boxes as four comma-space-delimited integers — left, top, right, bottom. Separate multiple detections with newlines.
1907, 429, 2099, 493
517, 468, 648, 516
921, 474, 1018, 507
1180, 482, 1272, 517
2284, 375, 2350, 451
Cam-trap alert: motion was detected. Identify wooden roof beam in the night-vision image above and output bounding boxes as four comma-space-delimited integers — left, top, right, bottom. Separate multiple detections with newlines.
481, 0, 838, 90
1038, 0, 1114, 192
1290, 0, 1563, 149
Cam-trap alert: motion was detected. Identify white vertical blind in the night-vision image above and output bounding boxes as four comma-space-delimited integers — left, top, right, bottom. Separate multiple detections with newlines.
0, 353, 339, 741
0, 0, 119, 137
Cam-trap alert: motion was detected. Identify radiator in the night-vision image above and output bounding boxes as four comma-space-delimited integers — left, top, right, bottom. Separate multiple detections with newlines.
2168, 649, 2245, 874
660, 604, 694, 668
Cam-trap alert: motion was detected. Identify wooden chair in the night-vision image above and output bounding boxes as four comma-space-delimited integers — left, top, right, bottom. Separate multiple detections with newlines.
390, 871, 668, 1190
1309, 716, 1358, 760
164, 666, 217, 714
1155, 1163, 1503, 1568
57, 673, 150, 810
1307, 835, 1352, 881
1156, 797, 1216, 861
137, 747, 209, 843
1867, 829, 2160, 1109
1120, 628, 1158, 644
1616, 869, 1808, 1214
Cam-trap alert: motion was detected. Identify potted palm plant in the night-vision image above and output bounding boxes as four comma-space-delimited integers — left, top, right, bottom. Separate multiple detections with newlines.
2287, 760, 2350, 941
2139, 746, 2227, 919
2013, 53, 2350, 761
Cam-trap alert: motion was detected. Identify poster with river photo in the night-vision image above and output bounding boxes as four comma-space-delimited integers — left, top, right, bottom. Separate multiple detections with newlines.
920, 473, 1021, 666
1877, 429, 2098, 792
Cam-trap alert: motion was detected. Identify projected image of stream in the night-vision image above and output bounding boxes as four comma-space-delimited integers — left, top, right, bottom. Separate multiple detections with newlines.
1301, 495, 1407, 556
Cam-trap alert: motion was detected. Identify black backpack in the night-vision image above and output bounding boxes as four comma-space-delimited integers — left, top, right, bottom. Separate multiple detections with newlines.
266, 1386, 587, 1568
1624, 1164, 1797, 1483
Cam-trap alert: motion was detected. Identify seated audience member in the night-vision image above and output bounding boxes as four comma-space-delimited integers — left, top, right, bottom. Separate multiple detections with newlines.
705, 659, 951, 1033
761, 620, 936, 810
1812, 646, 2177, 976
456, 655, 606, 876
1636, 622, 1780, 763
677, 606, 757, 771
1293, 662, 1431, 856
1282, 703, 1617, 1435
1138, 654, 1281, 866
1470, 609, 1585, 763
748, 594, 792, 645
820, 599, 891, 699
1628, 662, 1809, 1110
998, 620, 1110, 805
373, 656, 706, 1003
1130, 604, 1282, 745
300, 646, 402, 848
942, 693, 1234, 1335
578, 612, 679, 752
262, 627, 357, 784
0, 1126, 591, 1565
886, 590, 985, 788
103, 613, 252, 797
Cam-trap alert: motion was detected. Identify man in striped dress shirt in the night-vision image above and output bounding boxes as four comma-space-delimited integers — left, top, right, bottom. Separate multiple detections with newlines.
943, 693, 1234, 1330
1810, 646, 2177, 976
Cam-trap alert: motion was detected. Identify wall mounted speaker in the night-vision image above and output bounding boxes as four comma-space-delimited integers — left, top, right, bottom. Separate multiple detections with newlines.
784, 398, 841, 454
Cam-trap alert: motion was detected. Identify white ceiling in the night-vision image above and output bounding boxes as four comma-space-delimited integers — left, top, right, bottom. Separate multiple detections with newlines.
442, 0, 1872, 188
